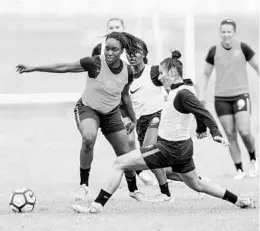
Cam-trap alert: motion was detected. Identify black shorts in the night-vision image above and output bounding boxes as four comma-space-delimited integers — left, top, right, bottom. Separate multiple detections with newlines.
74, 98, 125, 135
214, 93, 251, 117
141, 136, 195, 174
136, 110, 162, 146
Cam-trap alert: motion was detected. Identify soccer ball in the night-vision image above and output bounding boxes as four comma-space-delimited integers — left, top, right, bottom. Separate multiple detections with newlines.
9, 188, 36, 213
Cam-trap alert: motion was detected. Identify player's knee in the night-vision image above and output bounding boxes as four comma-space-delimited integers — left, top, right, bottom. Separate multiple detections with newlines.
191, 183, 203, 193
113, 157, 125, 171
82, 135, 95, 151
186, 178, 203, 192
148, 117, 160, 129
225, 130, 237, 141
238, 127, 251, 138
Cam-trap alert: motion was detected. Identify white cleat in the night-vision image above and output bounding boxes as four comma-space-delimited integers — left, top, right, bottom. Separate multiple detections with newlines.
249, 159, 259, 178
71, 202, 103, 214
151, 193, 174, 202
235, 197, 256, 209
89, 202, 103, 214
129, 190, 147, 201
138, 171, 157, 186
74, 184, 88, 201
71, 204, 89, 214
233, 170, 246, 180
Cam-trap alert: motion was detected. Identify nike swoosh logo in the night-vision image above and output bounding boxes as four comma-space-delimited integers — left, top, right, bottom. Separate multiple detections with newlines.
130, 87, 142, 94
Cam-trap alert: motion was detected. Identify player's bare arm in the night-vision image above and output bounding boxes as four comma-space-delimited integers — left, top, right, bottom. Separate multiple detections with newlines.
16, 61, 85, 74
201, 62, 214, 102
121, 83, 137, 134
248, 55, 259, 76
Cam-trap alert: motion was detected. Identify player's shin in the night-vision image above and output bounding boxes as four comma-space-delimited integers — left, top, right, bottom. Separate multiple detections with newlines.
104, 168, 125, 195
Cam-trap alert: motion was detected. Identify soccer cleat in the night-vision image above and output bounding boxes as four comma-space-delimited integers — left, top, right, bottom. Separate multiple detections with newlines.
74, 184, 88, 201
138, 171, 157, 186
151, 193, 174, 202
71, 202, 103, 214
129, 190, 147, 201
71, 204, 89, 214
89, 202, 103, 214
235, 198, 256, 209
249, 159, 259, 178
233, 169, 246, 180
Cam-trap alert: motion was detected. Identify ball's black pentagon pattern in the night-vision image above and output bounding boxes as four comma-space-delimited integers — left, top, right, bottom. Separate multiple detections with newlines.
9, 188, 36, 213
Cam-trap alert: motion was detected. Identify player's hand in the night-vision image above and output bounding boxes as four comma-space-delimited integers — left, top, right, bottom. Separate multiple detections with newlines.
213, 136, 230, 147
126, 121, 136, 135
16, 64, 33, 73
196, 132, 207, 139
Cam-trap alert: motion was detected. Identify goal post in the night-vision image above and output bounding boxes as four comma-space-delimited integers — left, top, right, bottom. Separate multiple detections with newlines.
184, 0, 196, 82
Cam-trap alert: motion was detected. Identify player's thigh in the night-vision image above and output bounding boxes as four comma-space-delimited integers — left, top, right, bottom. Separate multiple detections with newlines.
214, 99, 233, 117
100, 106, 131, 155
218, 114, 237, 137
74, 99, 100, 141
115, 148, 150, 171
79, 118, 99, 143
141, 144, 170, 170
137, 112, 160, 146
171, 157, 195, 176
235, 111, 252, 135
233, 95, 252, 134
105, 129, 131, 156
142, 115, 160, 146
215, 99, 237, 136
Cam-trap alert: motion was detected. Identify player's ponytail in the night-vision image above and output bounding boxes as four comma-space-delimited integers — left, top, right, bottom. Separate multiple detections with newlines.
135, 37, 148, 64
160, 50, 183, 78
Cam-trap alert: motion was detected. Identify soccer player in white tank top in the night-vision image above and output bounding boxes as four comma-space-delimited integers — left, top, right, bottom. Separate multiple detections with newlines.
16, 32, 149, 204
126, 38, 173, 201
201, 19, 259, 179
91, 18, 154, 185
72, 50, 255, 214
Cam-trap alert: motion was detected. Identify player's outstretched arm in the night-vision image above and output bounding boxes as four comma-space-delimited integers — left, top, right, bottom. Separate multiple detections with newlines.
16, 61, 85, 74
174, 89, 222, 139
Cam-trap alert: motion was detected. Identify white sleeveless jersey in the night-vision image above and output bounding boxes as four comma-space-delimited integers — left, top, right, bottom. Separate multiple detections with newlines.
101, 40, 128, 63
130, 65, 165, 119
82, 55, 128, 114
158, 85, 196, 141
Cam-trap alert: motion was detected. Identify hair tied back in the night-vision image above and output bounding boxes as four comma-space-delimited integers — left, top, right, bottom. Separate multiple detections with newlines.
171, 50, 181, 60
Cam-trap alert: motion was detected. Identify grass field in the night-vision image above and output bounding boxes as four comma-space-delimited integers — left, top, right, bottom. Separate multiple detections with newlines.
0, 103, 259, 231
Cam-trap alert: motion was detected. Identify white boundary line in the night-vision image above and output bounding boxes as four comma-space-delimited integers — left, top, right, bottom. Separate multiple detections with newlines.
0, 93, 81, 105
